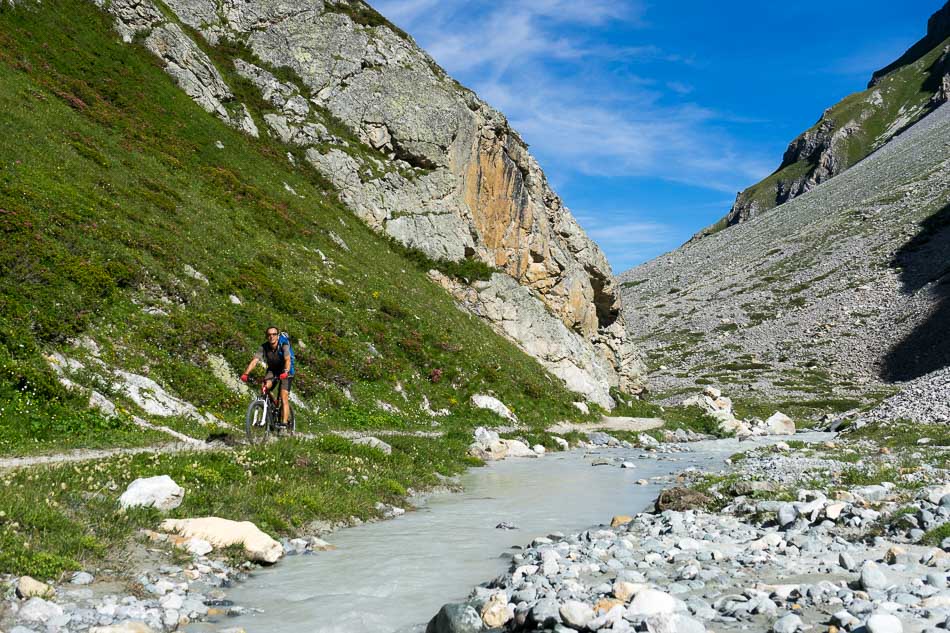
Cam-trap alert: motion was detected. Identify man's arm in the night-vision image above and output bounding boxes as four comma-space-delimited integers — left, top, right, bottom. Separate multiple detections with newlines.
281, 344, 291, 376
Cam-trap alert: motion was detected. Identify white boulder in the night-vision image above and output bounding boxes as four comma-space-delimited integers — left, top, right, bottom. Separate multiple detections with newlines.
119, 475, 184, 511
764, 412, 796, 435
18, 597, 63, 623
500, 439, 536, 458
160, 517, 283, 564
627, 589, 677, 616
352, 436, 393, 455
16, 576, 52, 599
473, 426, 500, 445
471, 394, 518, 422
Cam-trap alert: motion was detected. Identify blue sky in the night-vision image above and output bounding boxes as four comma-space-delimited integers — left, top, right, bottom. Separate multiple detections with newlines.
373, 0, 943, 273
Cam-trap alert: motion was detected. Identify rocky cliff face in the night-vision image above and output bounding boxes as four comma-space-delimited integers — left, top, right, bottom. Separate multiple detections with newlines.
700, 1, 950, 235
97, 0, 643, 406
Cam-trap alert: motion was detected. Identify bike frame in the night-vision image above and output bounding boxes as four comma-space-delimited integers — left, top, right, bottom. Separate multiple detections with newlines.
257, 382, 280, 423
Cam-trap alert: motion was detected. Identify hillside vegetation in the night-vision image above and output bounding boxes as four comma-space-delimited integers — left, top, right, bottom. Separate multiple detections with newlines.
0, 0, 609, 578
0, 0, 591, 451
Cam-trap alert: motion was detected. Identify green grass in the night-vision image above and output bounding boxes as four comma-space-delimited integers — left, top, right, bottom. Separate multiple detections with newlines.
610, 394, 726, 438
922, 523, 950, 546
0, 0, 591, 459
848, 421, 950, 448
733, 397, 861, 423
839, 464, 900, 487
0, 432, 481, 578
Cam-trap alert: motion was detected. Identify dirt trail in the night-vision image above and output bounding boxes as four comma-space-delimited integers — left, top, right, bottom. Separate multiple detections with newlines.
0, 441, 223, 471
0, 428, 449, 471
545, 415, 664, 435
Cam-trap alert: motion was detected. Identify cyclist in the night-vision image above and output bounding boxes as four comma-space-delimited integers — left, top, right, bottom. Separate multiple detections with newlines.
241, 327, 294, 426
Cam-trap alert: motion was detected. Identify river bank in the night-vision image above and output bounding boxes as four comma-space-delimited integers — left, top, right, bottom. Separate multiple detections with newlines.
0, 428, 721, 633
426, 422, 950, 633
5, 422, 949, 633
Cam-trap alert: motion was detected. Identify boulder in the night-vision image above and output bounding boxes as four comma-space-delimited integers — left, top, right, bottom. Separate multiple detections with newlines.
627, 589, 677, 616
500, 439, 537, 458
352, 436, 392, 455
480, 592, 511, 628
777, 503, 798, 527
425, 602, 484, 633
160, 517, 283, 564
921, 484, 950, 505
655, 487, 711, 512
16, 576, 52, 599
866, 613, 903, 633
119, 475, 184, 511
825, 502, 847, 520
764, 412, 795, 435
611, 515, 634, 528
861, 561, 889, 591
471, 394, 517, 422
473, 427, 500, 445
613, 580, 647, 602
18, 597, 63, 623
559, 600, 594, 629
529, 598, 561, 629
646, 613, 706, 633
772, 613, 803, 633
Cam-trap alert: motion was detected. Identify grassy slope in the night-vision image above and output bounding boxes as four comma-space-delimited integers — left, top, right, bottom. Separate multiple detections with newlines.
717, 35, 950, 230
0, 0, 595, 576
0, 0, 589, 447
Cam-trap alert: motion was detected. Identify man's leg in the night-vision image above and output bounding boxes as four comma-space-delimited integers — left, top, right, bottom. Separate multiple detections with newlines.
264, 378, 278, 411
280, 386, 290, 424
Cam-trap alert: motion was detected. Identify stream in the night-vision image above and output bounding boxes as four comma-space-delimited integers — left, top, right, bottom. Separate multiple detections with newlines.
189, 436, 803, 633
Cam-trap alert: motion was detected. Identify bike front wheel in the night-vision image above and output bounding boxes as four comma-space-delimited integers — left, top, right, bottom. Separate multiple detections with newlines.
245, 399, 269, 445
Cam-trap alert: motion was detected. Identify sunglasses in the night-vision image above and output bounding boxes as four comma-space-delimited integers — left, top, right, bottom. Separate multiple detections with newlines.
266, 332, 279, 336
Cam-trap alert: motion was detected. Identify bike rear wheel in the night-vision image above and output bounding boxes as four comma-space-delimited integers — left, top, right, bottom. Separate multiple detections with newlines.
245, 399, 269, 444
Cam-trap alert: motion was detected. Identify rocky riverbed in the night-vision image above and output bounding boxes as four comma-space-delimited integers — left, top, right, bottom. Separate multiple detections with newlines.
426, 430, 950, 633
5, 424, 950, 633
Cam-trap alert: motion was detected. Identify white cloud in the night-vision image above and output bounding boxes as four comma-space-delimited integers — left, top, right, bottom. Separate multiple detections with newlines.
375, 0, 772, 195
571, 214, 681, 272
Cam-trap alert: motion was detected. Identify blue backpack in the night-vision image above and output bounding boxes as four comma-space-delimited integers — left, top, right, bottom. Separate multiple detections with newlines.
276, 331, 296, 376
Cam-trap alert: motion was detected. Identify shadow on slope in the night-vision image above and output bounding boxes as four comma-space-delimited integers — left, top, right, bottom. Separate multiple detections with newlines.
882, 202, 950, 381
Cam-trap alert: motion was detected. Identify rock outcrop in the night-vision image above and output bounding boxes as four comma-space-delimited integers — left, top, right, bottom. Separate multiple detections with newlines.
431, 272, 635, 408
700, 1, 950, 234
160, 517, 283, 564
97, 0, 644, 405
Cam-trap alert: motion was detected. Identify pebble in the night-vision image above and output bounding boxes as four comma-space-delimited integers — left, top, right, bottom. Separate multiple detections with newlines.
772, 613, 803, 633
866, 612, 903, 633
861, 561, 889, 591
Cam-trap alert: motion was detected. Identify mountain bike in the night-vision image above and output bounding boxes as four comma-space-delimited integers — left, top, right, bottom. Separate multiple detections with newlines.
244, 380, 295, 444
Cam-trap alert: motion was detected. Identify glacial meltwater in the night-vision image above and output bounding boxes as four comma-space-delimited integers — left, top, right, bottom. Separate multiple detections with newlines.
189, 438, 804, 633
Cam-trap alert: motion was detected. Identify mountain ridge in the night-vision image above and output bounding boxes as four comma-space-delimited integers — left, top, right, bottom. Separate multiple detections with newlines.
690, 1, 950, 240
619, 99, 950, 412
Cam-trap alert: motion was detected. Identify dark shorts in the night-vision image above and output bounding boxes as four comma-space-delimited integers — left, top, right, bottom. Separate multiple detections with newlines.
264, 372, 293, 393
